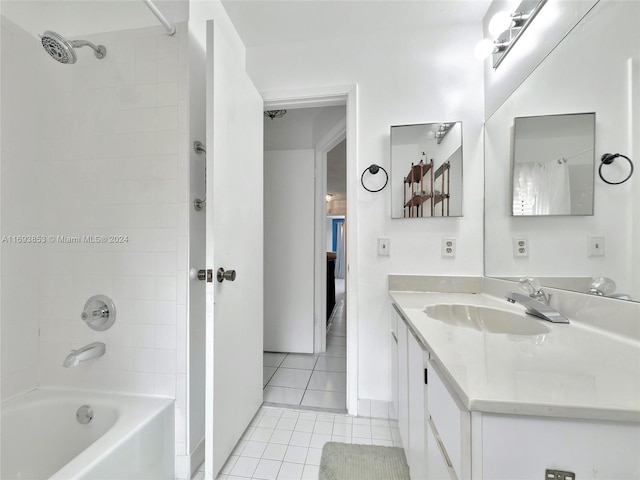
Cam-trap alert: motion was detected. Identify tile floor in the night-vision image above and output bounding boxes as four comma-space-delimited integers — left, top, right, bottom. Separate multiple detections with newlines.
263, 280, 346, 411
192, 404, 402, 480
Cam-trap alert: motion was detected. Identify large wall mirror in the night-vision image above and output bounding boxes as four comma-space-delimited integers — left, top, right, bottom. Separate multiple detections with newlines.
391, 122, 463, 218
484, 0, 639, 301
512, 113, 595, 216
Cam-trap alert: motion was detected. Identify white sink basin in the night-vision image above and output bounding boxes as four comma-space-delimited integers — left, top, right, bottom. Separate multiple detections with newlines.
424, 304, 550, 335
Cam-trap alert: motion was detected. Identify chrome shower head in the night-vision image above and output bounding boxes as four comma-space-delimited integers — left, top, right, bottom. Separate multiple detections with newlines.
40, 31, 107, 64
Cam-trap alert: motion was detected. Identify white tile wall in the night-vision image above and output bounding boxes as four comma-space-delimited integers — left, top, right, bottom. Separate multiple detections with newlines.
0, 16, 46, 401
1, 17, 190, 478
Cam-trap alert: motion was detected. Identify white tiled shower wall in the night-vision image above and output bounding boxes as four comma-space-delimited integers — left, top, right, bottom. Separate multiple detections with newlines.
1, 17, 191, 475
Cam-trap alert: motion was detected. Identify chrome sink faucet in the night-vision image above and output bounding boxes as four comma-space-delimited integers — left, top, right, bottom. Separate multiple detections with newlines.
506, 291, 569, 324
63, 342, 106, 367
519, 277, 551, 305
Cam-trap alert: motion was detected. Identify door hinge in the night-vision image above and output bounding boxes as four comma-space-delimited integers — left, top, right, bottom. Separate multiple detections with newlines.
424, 368, 428, 385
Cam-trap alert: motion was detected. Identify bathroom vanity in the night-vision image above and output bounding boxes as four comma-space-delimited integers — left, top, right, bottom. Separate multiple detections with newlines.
389, 276, 640, 480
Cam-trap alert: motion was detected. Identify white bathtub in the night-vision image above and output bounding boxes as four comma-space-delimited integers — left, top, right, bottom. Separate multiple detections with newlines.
1, 388, 174, 480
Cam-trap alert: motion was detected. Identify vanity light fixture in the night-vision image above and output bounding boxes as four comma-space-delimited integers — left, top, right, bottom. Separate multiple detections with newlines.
476, 0, 548, 69
264, 109, 287, 119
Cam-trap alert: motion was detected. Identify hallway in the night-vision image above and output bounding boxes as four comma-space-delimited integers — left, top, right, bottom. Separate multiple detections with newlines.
263, 280, 346, 411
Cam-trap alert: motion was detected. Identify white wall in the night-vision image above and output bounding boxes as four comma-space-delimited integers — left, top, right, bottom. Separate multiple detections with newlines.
246, 22, 485, 404
484, 0, 639, 297
0, 14, 191, 477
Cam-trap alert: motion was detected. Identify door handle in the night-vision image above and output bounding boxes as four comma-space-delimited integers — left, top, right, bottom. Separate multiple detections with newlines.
217, 268, 237, 282
189, 268, 213, 282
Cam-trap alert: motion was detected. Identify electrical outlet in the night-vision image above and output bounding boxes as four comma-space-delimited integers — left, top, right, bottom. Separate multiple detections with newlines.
588, 235, 605, 257
513, 237, 529, 257
441, 237, 456, 257
378, 237, 390, 256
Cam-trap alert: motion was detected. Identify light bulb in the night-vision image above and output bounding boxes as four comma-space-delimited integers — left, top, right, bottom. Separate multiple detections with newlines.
474, 39, 496, 60
489, 11, 514, 38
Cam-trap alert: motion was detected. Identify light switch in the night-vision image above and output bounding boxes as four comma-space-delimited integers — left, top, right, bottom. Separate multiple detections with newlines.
378, 237, 390, 256
588, 235, 605, 256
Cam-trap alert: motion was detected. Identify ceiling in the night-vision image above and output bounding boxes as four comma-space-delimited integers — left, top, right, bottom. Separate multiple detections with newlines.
221, 0, 491, 48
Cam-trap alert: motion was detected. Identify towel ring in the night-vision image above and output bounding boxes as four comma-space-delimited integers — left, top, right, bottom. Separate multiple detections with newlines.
361, 164, 389, 192
599, 153, 634, 185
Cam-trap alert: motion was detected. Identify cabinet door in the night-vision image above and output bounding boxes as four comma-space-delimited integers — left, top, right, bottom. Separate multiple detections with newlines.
408, 330, 427, 479
427, 419, 454, 480
390, 327, 399, 421
397, 317, 410, 457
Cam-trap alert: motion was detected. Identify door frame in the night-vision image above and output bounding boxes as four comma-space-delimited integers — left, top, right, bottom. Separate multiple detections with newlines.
314, 119, 346, 355
263, 84, 359, 414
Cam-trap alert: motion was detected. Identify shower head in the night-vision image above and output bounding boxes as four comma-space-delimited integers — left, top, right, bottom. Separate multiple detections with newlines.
40, 31, 107, 64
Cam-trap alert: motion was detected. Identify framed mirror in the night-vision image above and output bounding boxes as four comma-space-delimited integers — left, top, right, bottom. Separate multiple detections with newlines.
512, 112, 595, 216
390, 122, 463, 219
484, 0, 639, 302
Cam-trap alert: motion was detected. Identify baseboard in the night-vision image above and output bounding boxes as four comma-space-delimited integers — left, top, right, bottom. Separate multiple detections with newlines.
357, 399, 392, 419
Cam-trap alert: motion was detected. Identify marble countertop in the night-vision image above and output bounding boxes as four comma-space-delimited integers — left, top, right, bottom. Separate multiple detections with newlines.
390, 291, 640, 423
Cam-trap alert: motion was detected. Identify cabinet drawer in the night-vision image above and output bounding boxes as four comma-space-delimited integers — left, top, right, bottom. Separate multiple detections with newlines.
428, 360, 470, 479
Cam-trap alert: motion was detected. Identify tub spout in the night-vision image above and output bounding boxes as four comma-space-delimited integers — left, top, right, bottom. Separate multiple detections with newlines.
63, 342, 106, 367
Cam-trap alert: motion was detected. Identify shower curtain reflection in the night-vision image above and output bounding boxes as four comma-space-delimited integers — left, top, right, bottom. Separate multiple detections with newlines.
513, 160, 571, 215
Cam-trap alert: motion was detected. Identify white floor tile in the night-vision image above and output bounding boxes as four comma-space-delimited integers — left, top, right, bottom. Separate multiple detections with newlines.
275, 416, 297, 430
270, 429, 293, 445
333, 415, 353, 424
374, 439, 394, 447
232, 440, 248, 456
351, 437, 372, 445
250, 427, 275, 443
371, 418, 390, 427
268, 368, 313, 389
293, 419, 315, 433
280, 353, 318, 370
283, 445, 308, 464
281, 410, 300, 419
263, 367, 277, 387
314, 356, 346, 372
371, 426, 392, 441
301, 389, 346, 410
352, 417, 371, 425
320, 345, 346, 358
298, 412, 317, 421
264, 352, 287, 367
277, 462, 304, 480
241, 440, 267, 458
301, 464, 320, 480
261, 407, 284, 417
305, 447, 323, 466
326, 335, 346, 346
289, 431, 312, 447
306, 371, 346, 392
242, 427, 257, 440
312, 421, 333, 435
262, 442, 287, 461
331, 435, 351, 443
253, 458, 282, 480
315, 413, 335, 423
221, 455, 239, 475
258, 415, 281, 429
309, 433, 332, 449
229, 456, 259, 478
263, 386, 305, 406
332, 422, 351, 436
352, 424, 372, 438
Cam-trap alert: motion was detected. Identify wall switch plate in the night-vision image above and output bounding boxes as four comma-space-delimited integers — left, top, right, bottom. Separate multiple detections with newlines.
513, 237, 529, 257
545, 469, 575, 480
441, 237, 456, 257
378, 237, 390, 256
588, 235, 605, 256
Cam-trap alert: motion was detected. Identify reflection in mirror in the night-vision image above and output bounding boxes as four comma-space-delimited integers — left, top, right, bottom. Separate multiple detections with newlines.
512, 113, 595, 216
391, 122, 462, 218
484, 0, 640, 302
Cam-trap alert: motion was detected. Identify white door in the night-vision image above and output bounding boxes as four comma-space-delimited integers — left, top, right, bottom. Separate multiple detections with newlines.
263, 149, 315, 353
205, 20, 264, 478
